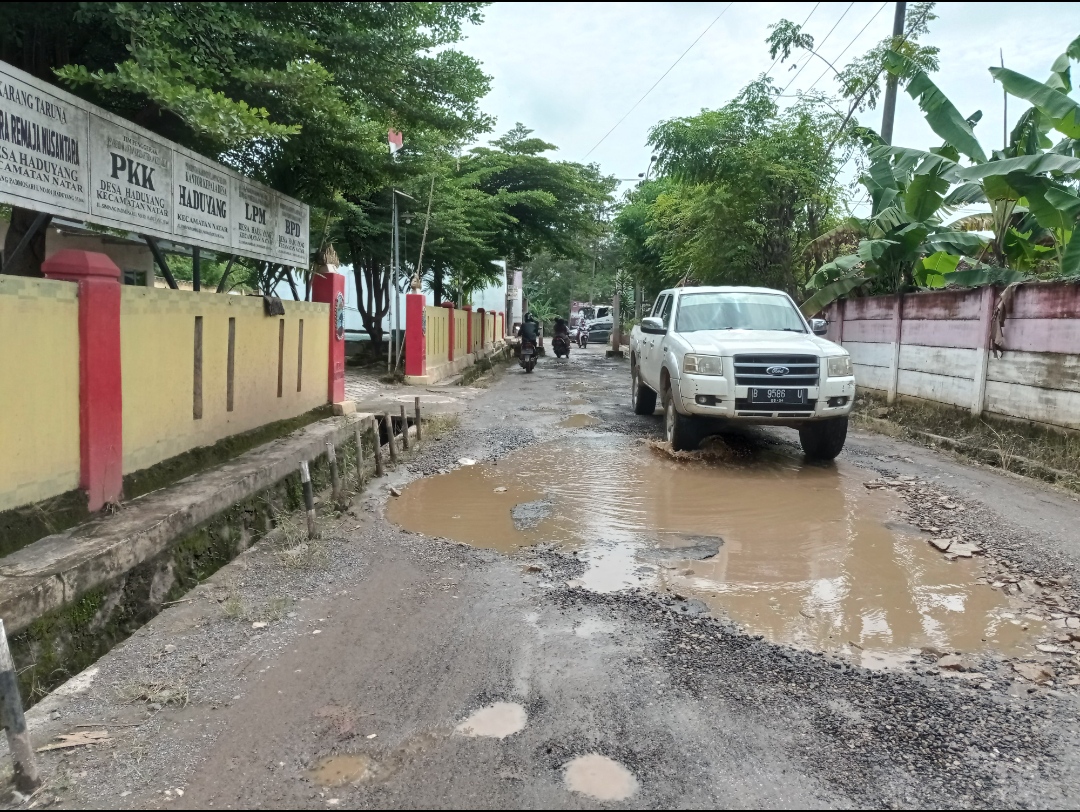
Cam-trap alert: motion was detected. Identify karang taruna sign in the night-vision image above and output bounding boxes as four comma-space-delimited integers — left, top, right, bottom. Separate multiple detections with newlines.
0, 60, 309, 267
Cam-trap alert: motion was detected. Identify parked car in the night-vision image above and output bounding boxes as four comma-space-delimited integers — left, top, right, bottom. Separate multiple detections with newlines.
629, 286, 855, 459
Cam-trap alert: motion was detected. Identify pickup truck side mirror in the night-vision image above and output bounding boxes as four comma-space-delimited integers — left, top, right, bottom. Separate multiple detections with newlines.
639, 316, 667, 335
810, 318, 829, 336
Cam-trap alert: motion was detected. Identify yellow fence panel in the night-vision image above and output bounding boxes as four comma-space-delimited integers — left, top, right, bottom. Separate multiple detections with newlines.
120, 288, 329, 475
425, 305, 449, 368
454, 309, 467, 358
0, 277, 81, 511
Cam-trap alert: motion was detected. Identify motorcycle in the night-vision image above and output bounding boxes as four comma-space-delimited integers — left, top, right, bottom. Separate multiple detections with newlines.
577, 322, 590, 348
520, 337, 537, 373
552, 333, 571, 358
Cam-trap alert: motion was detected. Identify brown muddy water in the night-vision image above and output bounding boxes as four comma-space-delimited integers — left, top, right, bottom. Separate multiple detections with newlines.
388, 435, 1042, 667
558, 413, 600, 428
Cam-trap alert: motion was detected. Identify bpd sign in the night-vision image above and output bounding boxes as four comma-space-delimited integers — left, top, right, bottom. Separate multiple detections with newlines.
0, 60, 309, 267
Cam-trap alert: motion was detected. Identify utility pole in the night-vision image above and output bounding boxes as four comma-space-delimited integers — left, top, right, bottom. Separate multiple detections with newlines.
879, 1, 907, 145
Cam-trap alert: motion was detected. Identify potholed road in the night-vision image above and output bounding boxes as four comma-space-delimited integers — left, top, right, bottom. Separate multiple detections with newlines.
15, 345, 1080, 809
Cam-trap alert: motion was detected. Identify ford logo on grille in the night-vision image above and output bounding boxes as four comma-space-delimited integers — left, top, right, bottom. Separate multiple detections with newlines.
766, 365, 790, 376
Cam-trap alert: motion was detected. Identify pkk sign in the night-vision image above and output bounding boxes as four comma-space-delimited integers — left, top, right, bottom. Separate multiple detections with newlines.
0, 60, 309, 267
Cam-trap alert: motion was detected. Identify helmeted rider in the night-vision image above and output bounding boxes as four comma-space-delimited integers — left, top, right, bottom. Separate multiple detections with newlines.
519, 312, 540, 343
553, 317, 569, 337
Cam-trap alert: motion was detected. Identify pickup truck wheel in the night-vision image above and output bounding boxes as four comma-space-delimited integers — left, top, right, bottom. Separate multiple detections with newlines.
632, 366, 657, 415
664, 393, 701, 452
799, 417, 848, 461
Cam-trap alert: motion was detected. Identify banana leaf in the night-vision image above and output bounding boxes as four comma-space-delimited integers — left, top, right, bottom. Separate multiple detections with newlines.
886, 52, 987, 164
991, 67, 1080, 138
800, 275, 869, 316
958, 152, 1080, 181
925, 231, 989, 253
915, 251, 960, 288
944, 182, 987, 207
942, 266, 1030, 287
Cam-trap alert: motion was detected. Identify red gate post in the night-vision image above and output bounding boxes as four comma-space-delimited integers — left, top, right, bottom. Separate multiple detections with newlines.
405, 293, 427, 377
42, 250, 123, 512
312, 270, 346, 406
477, 308, 486, 349
441, 301, 456, 362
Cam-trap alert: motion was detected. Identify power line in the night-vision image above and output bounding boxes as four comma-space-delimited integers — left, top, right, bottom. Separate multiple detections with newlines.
805, 2, 888, 94
781, 2, 855, 94
762, 1, 821, 82
583, 2, 734, 159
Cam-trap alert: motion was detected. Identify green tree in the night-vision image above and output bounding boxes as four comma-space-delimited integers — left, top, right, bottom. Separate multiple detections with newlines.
636, 80, 847, 297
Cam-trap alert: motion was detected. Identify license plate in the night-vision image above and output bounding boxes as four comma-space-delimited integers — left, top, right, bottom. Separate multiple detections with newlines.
522, 349, 533, 357
750, 387, 806, 405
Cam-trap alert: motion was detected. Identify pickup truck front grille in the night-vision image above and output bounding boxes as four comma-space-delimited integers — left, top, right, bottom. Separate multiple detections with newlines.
733, 354, 820, 387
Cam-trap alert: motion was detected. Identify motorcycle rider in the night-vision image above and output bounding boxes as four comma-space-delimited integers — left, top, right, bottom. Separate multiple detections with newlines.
553, 317, 569, 338
519, 312, 540, 344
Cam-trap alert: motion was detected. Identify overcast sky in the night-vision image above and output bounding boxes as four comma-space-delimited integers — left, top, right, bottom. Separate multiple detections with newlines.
459, 1, 1074, 214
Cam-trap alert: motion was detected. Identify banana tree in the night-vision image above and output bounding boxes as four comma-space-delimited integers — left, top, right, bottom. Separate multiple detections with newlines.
801, 36, 1080, 314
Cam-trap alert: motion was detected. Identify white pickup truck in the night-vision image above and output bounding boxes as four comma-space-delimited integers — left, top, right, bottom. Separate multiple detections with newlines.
629, 286, 855, 459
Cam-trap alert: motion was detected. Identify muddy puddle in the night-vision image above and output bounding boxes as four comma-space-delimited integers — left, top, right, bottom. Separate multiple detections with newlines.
388, 434, 1043, 666
558, 413, 600, 428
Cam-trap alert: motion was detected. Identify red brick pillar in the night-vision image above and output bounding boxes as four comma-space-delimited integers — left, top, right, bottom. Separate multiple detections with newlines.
405, 294, 427, 377
477, 308, 486, 349
463, 305, 473, 354
441, 301, 455, 362
42, 250, 123, 512
312, 270, 346, 404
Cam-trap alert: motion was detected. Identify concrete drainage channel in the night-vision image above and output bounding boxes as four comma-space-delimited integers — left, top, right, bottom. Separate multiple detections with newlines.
0, 406, 423, 714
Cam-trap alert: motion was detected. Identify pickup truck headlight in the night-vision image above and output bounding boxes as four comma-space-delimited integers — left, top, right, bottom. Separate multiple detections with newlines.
827, 355, 853, 377
683, 354, 723, 376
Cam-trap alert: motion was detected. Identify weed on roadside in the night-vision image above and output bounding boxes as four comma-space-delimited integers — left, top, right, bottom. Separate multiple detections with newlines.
854, 393, 1080, 490
117, 679, 189, 707
270, 512, 329, 569
424, 413, 461, 438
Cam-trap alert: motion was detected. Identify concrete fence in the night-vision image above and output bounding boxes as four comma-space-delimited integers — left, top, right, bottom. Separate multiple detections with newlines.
404, 294, 507, 385
0, 250, 348, 515
823, 281, 1080, 431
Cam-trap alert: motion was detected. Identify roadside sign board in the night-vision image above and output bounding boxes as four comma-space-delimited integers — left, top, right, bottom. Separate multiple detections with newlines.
0, 60, 310, 266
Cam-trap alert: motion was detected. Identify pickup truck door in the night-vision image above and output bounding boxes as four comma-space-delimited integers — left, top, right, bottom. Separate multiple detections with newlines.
641, 293, 672, 390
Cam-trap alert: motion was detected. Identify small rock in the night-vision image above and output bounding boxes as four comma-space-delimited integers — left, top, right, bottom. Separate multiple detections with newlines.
313, 630, 322, 635
494, 487, 507, 493
1037, 644, 1065, 654
176, 789, 184, 797
1067, 617, 1080, 629
930, 537, 952, 552
1018, 579, 1042, 597
873, 407, 890, 418
388, 486, 401, 497
458, 458, 477, 466
949, 543, 977, 558
252, 621, 267, 630
287, 612, 298, 619
566, 580, 584, 589
50, 710, 61, 721
163, 644, 177, 655
937, 654, 972, 671
1013, 662, 1055, 683
366, 733, 377, 739
979, 681, 993, 690
920, 646, 945, 660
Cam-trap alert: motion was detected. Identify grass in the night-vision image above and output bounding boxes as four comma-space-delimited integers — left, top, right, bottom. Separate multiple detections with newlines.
118, 678, 190, 707
853, 392, 1080, 491
424, 413, 461, 438
269, 511, 328, 569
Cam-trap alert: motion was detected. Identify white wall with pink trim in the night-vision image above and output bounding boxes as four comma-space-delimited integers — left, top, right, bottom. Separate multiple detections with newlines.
822, 282, 1080, 432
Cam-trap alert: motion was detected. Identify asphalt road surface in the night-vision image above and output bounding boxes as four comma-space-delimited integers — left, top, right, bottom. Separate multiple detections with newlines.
12, 345, 1080, 810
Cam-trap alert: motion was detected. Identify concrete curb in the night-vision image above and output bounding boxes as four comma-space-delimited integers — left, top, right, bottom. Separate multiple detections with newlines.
0, 412, 398, 637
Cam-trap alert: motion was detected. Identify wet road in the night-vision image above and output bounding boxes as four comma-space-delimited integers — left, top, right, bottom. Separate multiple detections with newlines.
18, 345, 1080, 809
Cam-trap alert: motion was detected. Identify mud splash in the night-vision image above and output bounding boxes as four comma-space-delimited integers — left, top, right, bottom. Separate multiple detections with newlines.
388, 435, 1043, 665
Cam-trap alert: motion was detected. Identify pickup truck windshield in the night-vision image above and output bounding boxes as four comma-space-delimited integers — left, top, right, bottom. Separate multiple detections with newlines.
675, 292, 806, 333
